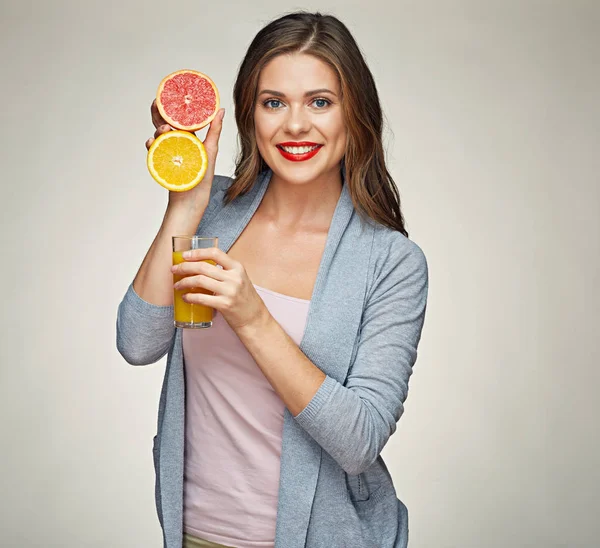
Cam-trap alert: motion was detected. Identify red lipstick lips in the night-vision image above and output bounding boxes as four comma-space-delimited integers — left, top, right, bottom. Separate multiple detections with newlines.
276, 142, 323, 162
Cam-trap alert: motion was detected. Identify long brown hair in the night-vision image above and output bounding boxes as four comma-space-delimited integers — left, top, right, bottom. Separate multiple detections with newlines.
229, 10, 408, 237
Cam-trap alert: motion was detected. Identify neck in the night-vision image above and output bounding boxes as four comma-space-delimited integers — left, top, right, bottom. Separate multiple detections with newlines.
260, 166, 343, 231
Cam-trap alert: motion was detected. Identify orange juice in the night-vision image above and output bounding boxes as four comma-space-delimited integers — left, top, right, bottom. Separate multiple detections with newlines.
172, 251, 216, 326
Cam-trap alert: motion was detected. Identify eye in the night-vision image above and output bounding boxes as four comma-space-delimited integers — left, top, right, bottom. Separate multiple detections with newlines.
313, 98, 331, 108
263, 99, 283, 109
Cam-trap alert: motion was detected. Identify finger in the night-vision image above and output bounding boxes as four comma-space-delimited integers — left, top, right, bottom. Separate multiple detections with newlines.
151, 98, 167, 129
202, 108, 225, 157
172, 259, 227, 280
145, 137, 154, 150
181, 247, 237, 271
153, 124, 173, 139
182, 292, 220, 307
175, 274, 221, 294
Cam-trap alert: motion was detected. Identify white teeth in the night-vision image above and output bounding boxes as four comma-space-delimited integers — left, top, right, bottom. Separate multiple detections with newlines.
280, 145, 320, 154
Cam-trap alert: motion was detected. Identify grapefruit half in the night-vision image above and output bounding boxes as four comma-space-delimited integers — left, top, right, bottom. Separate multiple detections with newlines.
156, 69, 220, 132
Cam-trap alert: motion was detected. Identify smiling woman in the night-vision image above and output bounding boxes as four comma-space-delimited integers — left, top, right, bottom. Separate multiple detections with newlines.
118, 9, 428, 548
230, 11, 409, 237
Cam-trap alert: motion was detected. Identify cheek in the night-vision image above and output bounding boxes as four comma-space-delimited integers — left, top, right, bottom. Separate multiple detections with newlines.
329, 117, 348, 159
324, 111, 347, 140
254, 110, 277, 140
331, 118, 348, 150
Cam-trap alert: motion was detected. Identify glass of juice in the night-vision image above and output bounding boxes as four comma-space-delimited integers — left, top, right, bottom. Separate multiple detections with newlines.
172, 236, 219, 328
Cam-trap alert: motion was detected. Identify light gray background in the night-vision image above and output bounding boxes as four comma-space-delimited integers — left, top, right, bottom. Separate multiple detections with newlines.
1, 0, 598, 546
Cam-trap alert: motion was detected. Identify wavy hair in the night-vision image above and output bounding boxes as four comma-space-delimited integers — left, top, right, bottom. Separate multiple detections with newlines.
229, 10, 408, 237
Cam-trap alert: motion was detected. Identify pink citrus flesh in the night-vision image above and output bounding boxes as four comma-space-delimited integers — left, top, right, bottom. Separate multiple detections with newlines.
156, 70, 220, 131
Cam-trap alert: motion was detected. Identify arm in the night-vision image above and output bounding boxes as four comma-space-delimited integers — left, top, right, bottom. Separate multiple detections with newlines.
115, 206, 203, 365
116, 280, 176, 366
116, 105, 226, 366
236, 239, 429, 475
116, 174, 230, 366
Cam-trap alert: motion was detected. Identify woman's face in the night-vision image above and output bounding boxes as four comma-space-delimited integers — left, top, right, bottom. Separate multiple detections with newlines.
254, 52, 347, 186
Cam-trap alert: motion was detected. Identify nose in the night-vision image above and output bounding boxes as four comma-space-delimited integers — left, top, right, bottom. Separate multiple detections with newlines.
282, 104, 311, 136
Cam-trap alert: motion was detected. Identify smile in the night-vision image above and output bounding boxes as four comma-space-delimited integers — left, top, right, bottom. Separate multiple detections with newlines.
276, 144, 323, 162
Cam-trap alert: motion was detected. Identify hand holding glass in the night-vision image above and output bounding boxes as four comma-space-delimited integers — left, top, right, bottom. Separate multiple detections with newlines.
172, 236, 219, 328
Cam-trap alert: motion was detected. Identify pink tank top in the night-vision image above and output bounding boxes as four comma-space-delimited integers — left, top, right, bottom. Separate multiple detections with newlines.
182, 284, 311, 548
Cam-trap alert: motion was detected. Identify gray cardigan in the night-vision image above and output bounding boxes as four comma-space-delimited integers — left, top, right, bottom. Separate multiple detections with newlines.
116, 165, 429, 548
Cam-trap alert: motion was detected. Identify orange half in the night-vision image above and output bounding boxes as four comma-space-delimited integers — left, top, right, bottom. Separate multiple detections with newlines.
147, 130, 208, 192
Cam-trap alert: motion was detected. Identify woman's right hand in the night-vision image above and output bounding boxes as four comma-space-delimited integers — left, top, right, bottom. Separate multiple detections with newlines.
145, 99, 225, 209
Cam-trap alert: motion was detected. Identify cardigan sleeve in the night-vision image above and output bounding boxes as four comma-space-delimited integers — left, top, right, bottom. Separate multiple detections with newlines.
115, 175, 232, 365
293, 235, 429, 475
116, 282, 176, 365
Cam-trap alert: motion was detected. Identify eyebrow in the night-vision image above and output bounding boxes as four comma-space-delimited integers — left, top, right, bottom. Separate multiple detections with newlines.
258, 88, 338, 98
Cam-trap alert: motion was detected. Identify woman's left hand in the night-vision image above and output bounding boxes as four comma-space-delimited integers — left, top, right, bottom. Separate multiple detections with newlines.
171, 247, 269, 332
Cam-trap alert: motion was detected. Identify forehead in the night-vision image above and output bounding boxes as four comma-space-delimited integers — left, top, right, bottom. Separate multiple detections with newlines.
258, 53, 340, 93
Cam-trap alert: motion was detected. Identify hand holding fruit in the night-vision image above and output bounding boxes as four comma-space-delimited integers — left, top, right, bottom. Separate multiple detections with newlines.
145, 70, 224, 203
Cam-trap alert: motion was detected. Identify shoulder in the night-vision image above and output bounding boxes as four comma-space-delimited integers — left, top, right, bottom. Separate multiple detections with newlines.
209, 174, 235, 203
370, 224, 428, 278
200, 174, 235, 222
212, 174, 235, 192
365, 224, 429, 302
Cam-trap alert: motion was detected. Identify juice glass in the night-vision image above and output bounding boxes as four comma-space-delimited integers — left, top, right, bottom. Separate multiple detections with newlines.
172, 236, 219, 328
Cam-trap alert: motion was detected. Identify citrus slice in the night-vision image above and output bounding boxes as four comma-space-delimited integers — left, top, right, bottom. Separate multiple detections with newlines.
147, 130, 208, 192
156, 69, 220, 131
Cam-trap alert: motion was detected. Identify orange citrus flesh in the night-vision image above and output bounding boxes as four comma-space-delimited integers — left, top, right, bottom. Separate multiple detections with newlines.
156, 69, 220, 131
147, 130, 208, 192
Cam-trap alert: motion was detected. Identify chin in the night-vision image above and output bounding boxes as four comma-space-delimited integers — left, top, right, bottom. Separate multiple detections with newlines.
267, 157, 331, 183
274, 167, 325, 185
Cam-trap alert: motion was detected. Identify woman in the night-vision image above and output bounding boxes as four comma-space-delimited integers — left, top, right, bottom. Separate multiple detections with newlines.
117, 10, 428, 548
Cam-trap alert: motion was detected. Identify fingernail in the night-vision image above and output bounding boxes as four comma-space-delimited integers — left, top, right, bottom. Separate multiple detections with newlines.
183, 251, 192, 258
221, 109, 225, 120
